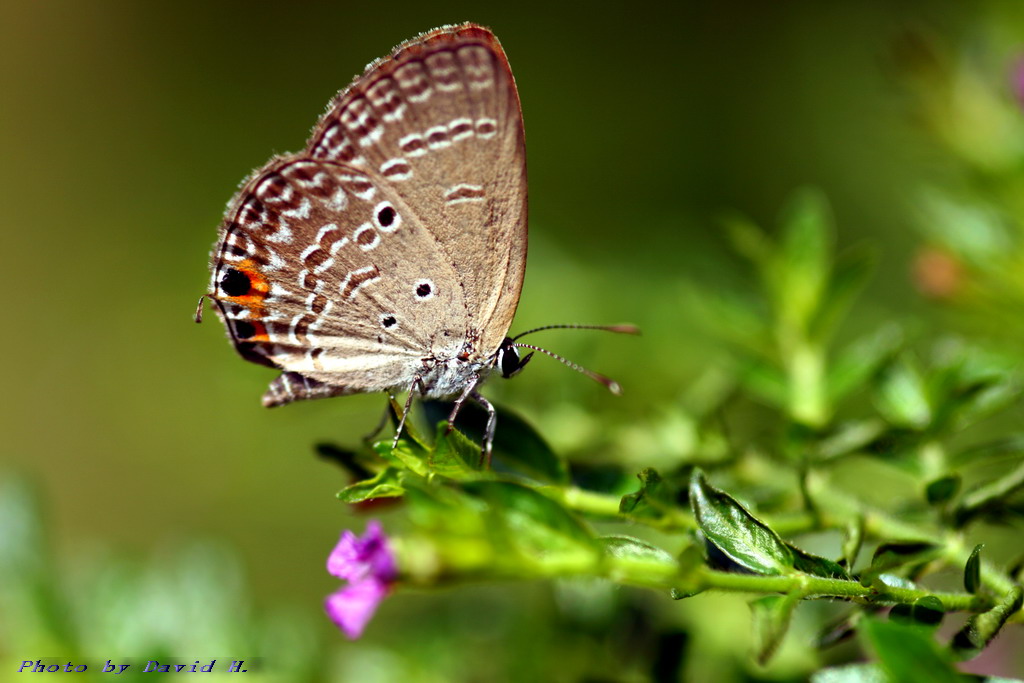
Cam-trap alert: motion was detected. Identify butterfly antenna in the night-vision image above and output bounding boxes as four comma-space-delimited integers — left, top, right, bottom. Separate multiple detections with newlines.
511, 323, 640, 341
512, 343, 623, 395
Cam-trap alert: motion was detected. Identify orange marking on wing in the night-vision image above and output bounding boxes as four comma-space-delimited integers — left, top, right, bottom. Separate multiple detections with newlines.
221, 259, 270, 303
219, 260, 272, 339
246, 319, 270, 343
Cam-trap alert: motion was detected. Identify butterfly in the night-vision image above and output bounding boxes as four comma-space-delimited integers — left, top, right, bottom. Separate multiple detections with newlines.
197, 23, 635, 462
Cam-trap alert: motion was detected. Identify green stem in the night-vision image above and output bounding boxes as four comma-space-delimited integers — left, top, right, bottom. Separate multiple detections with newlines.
557, 486, 696, 530
557, 486, 623, 518
693, 567, 990, 611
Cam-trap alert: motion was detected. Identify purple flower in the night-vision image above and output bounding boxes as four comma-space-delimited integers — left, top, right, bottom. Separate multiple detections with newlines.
324, 521, 396, 639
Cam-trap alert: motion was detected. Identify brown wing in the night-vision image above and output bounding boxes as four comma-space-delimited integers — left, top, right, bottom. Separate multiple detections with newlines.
307, 23, 527, 354
206, 24, 527, 399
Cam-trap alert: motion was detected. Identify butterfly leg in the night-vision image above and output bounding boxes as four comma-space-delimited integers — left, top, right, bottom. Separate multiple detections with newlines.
444, 376, 481, 434
392, 375, 425, 450
470, 390, 496, 468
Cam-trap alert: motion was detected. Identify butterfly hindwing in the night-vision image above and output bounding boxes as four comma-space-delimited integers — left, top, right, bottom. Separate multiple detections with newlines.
211, 156, 476, 395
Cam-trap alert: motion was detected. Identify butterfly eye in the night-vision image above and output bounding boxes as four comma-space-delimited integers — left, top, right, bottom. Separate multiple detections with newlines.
499, 345, 520, 377
374, 202, 401, 233
497, 339, 533, 379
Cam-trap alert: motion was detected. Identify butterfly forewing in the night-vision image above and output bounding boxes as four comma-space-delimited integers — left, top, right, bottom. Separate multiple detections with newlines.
308, 24, 527, 353
208, 24, 527, 404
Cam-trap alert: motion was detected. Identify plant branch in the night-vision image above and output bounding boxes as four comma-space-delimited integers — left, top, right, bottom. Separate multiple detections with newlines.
690, 566, 992, 611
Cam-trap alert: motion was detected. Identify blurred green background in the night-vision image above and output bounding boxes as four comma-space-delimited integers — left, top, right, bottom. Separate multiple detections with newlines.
3, 0, 1022, 679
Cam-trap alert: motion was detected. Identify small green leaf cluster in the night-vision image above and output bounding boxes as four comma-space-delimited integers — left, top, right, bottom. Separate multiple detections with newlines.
328, 188, 1023, 680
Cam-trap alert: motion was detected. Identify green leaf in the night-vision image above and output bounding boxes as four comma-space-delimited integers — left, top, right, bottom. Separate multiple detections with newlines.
816, 611, 862, 649
400, 476, 482, 533
925, 475, 960, 505
948, 375, 1022, 432
488, 407, 568, 484
374, 440, 429, 476
619, 467, 679, 520
738, 358, 789, 410
964, 544, 983, 594
422, 399, 568, 484
890, 596, 945, 628
750, 593, 800, 665
873, 355, 933, 430
337, 467, 405, 503
860, 617, 965, 683
814, 419, 888, 461
789, 544, 849, 579
927, 357, 1022, 436
840, 517, 865, 570
464, 481, 600, 569
724, 211, 775, 273
776, 188, 833, 329
688, 469, 794, 575
887, 602, 914, 625
869, 541, 942, 571
950, 435, 1024, 468
315, 442, 374, 479
875, 573, 919, 591
827, 324, 902, 404
431, 421, 482, 477
681, 284, 772, 359
912, 596, 946, 627
809, 246, 876, 344
860, 542, 943, 587
599, 536, 681, 588
952, 586, 1023, 660
600, 535, 677, 565
670, 545, 709, 600
953, 460, 1024, 527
